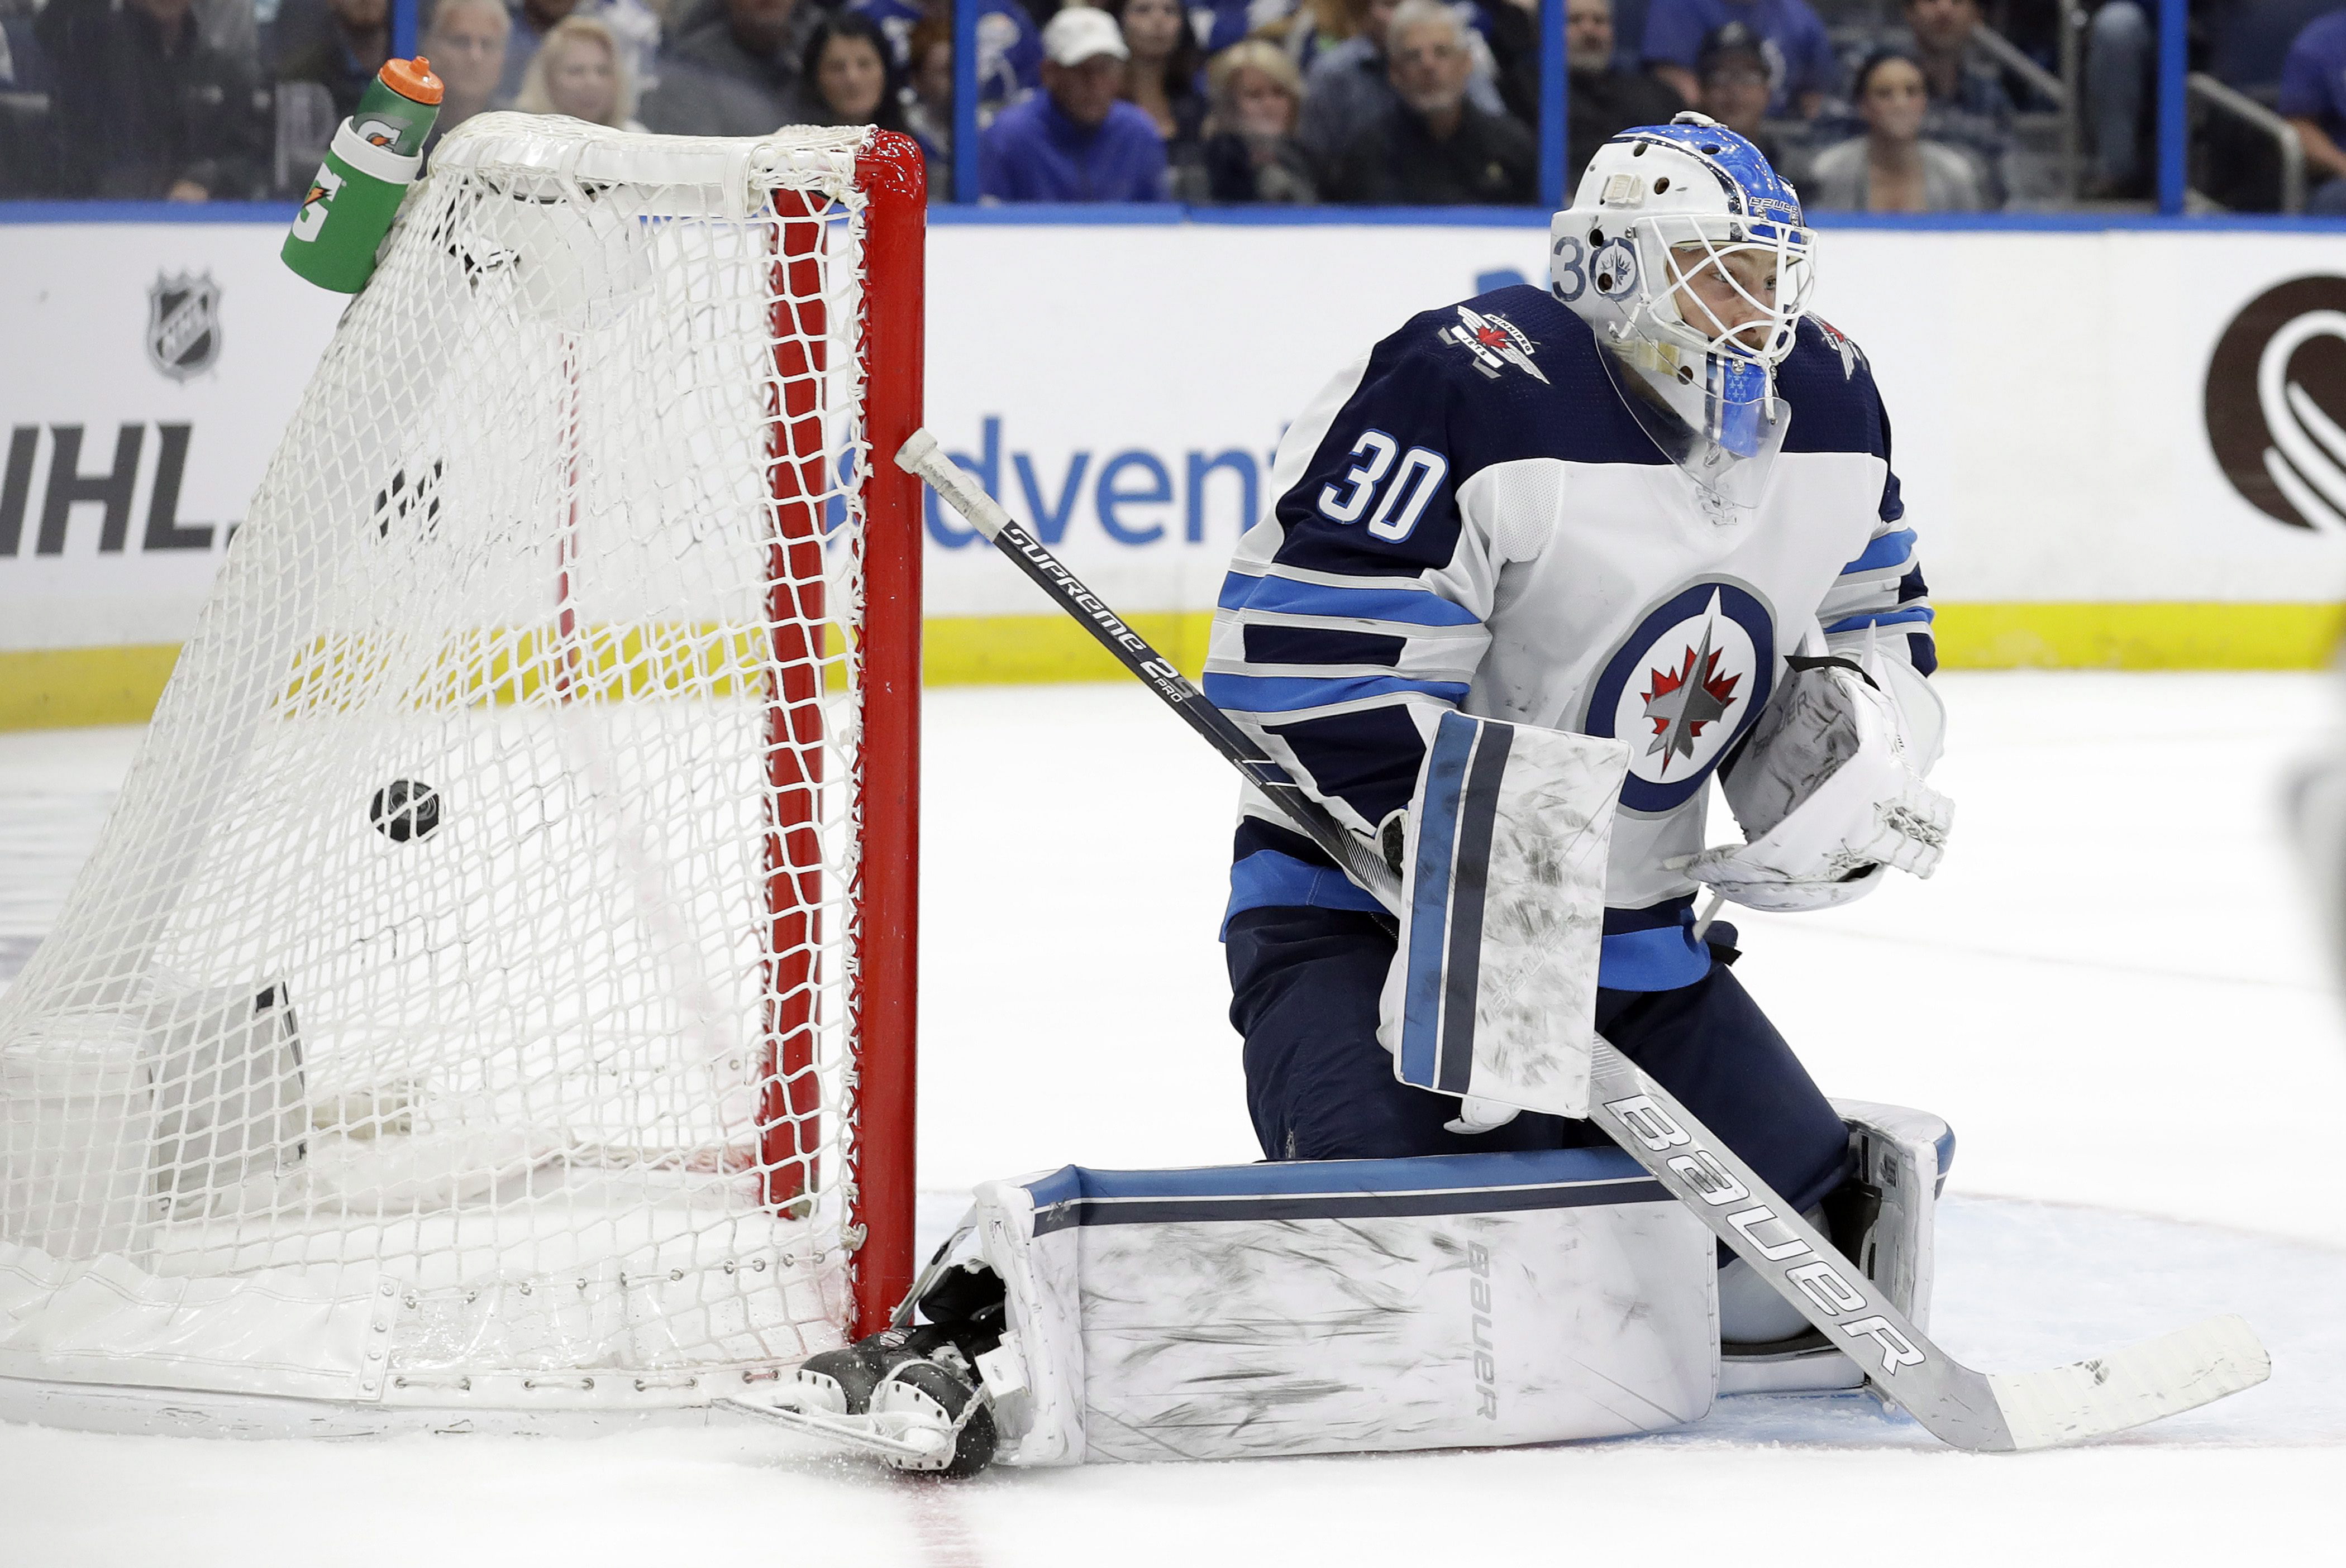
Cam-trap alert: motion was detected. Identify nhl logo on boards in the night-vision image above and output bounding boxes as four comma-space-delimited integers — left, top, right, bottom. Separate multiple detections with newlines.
2205, 275, 2346, 532
146, 271, 222, 382
1441, 305, 1549, 384
1583, 581, 1775, 814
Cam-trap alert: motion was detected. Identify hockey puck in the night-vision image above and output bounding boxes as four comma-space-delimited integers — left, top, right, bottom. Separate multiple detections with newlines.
369, 780, 444, 843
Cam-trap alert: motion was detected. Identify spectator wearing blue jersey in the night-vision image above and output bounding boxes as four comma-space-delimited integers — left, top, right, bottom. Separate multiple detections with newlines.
1641, 0, 1832, 118
980, 6, 1171, 200
2280, 8, 2346, 214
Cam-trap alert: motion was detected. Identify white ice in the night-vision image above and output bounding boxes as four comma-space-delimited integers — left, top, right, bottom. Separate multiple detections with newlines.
2, 673, 2342, 1566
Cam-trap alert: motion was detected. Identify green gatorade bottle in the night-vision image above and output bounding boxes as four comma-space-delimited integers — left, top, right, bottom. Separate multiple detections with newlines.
283, 57, 445, 294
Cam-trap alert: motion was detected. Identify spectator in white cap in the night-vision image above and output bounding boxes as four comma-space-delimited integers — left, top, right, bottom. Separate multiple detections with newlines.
979, 5, 1171, 202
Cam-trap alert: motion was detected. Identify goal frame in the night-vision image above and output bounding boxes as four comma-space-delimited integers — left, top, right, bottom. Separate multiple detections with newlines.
0, 126, 927, 1431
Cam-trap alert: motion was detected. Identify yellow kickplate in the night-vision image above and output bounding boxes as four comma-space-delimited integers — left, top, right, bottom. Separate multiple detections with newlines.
7, 604, 2342, 731
0, 646, 183, 731
1933, 603, 2346, 671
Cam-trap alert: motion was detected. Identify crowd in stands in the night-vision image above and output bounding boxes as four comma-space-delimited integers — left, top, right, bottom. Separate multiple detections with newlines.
4, 0, 2346, 212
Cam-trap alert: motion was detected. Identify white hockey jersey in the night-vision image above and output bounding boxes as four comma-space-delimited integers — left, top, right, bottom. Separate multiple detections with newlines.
1209, 284, 1935, 991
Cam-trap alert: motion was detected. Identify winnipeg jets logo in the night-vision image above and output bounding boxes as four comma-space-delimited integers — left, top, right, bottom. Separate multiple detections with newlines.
1641, 616, 1743, 774
1441, 305, 1549, 384
1587, 582, 1775, 813
1811, 314, 1863, 381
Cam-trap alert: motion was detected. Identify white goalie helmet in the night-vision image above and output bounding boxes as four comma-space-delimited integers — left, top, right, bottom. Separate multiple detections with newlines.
1551, 113, 1818, 511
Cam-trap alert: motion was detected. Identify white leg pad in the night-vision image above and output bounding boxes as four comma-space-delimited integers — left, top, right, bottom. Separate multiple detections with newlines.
964, 1146, 1719, 1465
1718, 1100, 1954, 1396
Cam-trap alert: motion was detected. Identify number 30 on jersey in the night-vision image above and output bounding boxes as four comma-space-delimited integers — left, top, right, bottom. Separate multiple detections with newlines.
1317, 431, 1448, 542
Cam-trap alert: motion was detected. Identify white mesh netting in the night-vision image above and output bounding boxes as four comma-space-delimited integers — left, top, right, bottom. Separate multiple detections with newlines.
0, 117, 907, 1415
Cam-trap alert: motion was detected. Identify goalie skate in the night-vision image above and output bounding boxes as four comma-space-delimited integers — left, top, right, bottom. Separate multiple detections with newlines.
722, 1330, 1000, 1476
723, 1379, 960, 1469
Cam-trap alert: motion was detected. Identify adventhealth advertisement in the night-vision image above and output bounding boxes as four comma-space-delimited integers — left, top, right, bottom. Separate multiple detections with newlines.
4, 216, 2346, 711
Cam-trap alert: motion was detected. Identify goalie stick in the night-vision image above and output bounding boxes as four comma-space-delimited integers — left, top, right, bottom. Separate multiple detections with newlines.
898, 427, 2271, 1455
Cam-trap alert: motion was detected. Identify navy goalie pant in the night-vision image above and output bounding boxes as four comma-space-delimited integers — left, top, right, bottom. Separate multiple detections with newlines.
1225, 905, 1852, 1218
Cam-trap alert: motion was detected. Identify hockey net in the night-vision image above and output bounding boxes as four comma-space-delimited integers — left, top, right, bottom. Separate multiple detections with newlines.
0, 117, 924, 1425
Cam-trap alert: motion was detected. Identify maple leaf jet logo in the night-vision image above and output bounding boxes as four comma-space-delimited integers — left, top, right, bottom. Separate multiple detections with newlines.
1440, 305, 1551, 384
1642, 614, 1743, 774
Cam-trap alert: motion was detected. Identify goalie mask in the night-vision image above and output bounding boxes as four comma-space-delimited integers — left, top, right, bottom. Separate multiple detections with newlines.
1551, 114, 1816, 514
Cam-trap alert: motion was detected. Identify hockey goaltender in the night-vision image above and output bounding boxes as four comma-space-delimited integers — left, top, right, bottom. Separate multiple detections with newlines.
725, 116, 2268, 1473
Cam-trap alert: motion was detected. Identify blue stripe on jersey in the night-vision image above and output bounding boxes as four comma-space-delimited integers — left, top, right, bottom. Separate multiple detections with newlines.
1399, 712, 1479, 1089
1220, 571, 1483, 628
1824, 606, 1935, 635
1203, 671, 1471, 714
1221, 848, 1391, 936
1593, 898, 1717, 991
1840, 527, 1918, 575
1599, 925, 1715, 991
1017, 1145, 1654, 1213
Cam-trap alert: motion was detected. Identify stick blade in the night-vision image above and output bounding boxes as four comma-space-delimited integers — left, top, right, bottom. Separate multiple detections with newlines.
1986, 1313, 2271, 1451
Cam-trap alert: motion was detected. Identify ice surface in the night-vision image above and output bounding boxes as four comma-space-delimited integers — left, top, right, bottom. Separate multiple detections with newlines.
2, 674, 2342, 1566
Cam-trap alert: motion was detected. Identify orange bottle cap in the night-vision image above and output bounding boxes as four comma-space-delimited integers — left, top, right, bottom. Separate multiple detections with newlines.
382, 56, 445, 106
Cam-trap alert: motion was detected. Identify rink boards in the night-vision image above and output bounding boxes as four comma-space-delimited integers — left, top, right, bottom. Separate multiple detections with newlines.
5, 209, 2346, 726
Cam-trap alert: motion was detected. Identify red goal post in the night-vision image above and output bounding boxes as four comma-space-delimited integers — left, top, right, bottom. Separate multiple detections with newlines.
766, 130, 924, 1341
833, 132, 923, 1338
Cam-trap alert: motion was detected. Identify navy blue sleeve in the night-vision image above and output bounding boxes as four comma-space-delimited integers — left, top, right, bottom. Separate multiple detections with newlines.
1801, 331, 1936, 676
1205, 324, 1501, 835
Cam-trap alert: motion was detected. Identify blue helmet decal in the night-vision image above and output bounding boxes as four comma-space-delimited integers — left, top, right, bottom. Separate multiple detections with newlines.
1610, 122, 1806, 234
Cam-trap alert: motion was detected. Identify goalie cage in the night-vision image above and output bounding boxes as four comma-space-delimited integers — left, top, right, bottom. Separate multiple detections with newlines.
0, 117, 925, 1436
